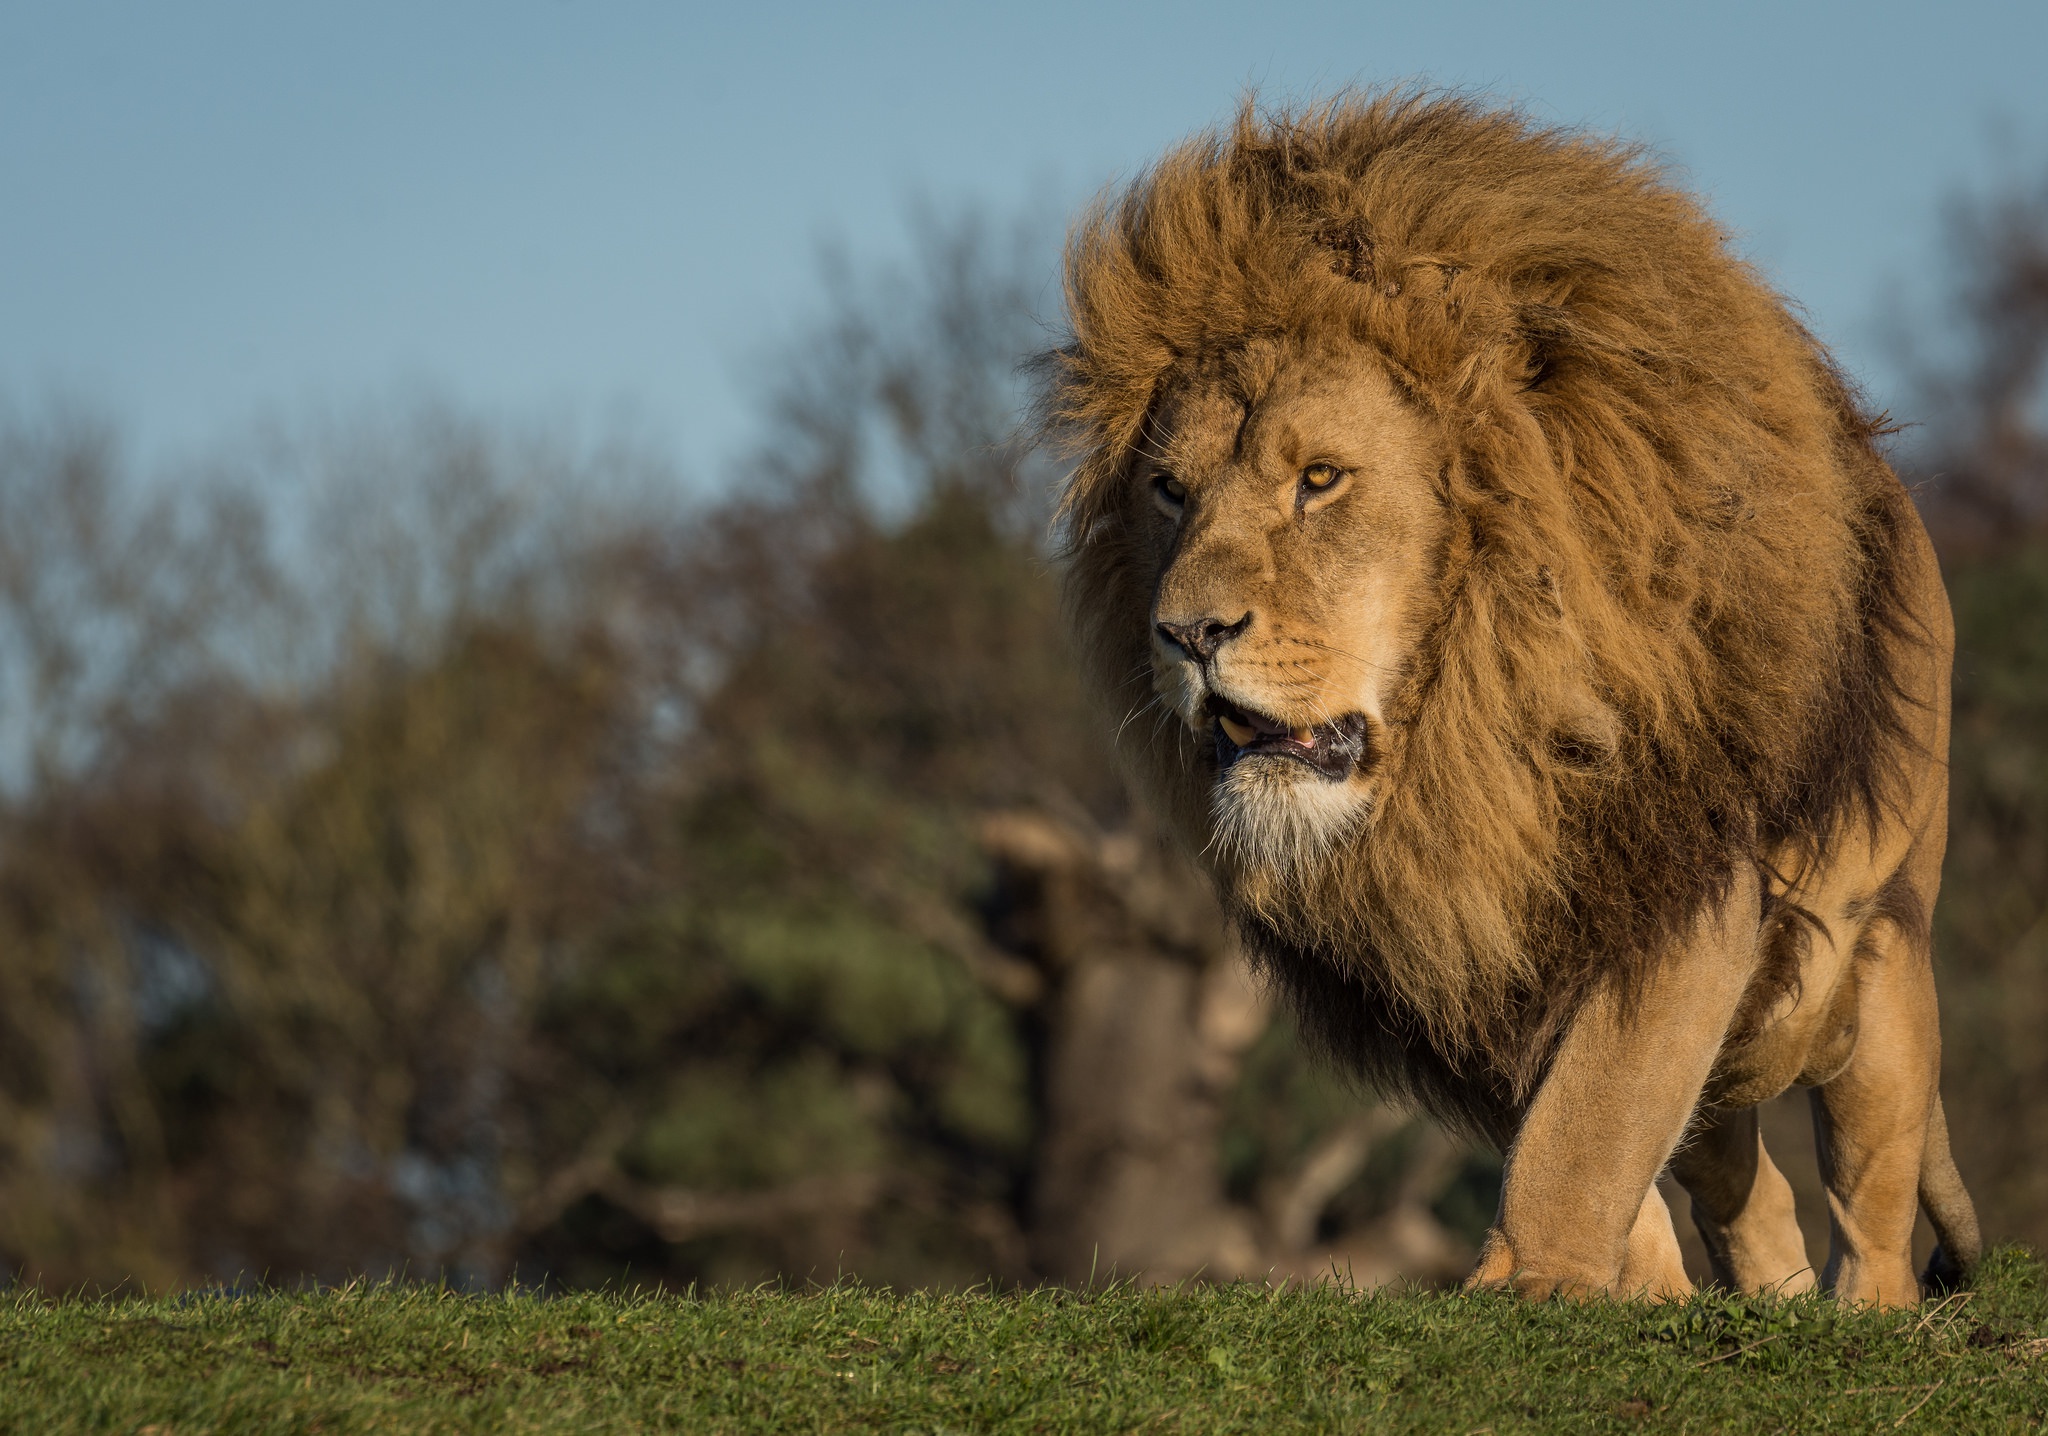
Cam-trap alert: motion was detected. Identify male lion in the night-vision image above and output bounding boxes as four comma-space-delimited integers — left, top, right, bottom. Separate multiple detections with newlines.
1039, 94, 1979, 1306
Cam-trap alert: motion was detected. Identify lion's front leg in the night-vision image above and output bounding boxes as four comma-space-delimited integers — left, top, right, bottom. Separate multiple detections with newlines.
1469, 877, 1761, 1298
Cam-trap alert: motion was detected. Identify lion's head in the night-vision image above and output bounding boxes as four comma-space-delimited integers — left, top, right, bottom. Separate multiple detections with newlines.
1137, 337, 1446, 870
1040, 93, 1916, 1105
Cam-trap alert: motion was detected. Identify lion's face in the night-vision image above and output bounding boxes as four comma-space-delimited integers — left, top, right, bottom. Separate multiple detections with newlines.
1138, 339, 1448, 869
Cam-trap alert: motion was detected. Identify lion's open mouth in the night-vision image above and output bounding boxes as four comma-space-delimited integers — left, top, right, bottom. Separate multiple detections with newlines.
1208, 696, 1373, 780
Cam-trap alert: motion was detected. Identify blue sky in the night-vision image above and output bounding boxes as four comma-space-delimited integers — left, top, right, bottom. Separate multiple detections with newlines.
5, 1, 2046, 486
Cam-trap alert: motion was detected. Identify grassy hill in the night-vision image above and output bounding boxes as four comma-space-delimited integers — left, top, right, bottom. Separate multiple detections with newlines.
4, 1248, 2043, 1434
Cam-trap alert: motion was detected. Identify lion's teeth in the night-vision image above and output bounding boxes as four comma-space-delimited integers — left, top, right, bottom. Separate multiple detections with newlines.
1218, 716, 1255, 746
1291, 727, 1314, 745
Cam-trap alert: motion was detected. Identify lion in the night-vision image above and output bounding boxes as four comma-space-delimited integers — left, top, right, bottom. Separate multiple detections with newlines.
1037, 93, 1979, 1306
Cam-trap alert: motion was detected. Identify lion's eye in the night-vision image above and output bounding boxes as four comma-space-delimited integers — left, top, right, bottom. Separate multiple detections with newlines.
1153, 472, 1187, 510
1300, 463, 1346, 493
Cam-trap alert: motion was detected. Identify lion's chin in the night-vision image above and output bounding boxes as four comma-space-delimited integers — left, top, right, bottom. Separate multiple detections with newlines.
1209, 755, 1375, 875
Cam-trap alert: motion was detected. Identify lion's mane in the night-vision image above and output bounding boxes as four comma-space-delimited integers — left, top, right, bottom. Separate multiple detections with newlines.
1040, 93, 1922, 1130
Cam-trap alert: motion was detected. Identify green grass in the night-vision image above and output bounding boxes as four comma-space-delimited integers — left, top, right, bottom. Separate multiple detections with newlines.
4, 1248, 2045, 1434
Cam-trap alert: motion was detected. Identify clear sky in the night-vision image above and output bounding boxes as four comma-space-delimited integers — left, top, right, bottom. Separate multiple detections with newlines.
5, 1, 2046, 486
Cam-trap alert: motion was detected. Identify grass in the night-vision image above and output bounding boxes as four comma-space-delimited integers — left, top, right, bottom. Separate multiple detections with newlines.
2, 1247, 2044, 1434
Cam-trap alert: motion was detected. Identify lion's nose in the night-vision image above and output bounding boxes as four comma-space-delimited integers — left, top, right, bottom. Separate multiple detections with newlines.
1156, 613, 1253, 664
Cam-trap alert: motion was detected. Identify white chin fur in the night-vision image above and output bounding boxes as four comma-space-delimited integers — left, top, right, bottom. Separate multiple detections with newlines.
1210, 754, 1371, 873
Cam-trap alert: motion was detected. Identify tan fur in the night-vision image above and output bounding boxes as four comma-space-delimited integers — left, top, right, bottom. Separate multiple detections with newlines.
1040, 92, 1977, 1303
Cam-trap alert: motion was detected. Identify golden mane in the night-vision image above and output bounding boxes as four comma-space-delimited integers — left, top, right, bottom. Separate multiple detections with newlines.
1040, 93, 1921, 1122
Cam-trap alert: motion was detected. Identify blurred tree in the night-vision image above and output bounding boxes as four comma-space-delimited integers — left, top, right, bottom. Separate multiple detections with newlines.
0, 411, 646, 1288
0, 215, 1468, 1294
513, 213, 1468, 1290
1899, 170, 2048, 550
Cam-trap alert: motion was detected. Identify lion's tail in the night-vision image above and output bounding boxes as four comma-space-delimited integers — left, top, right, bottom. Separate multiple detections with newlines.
1919, 1095, 1981, 1291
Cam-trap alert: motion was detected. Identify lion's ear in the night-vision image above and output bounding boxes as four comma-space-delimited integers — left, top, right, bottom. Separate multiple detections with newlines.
1546, 705, 1621, 773
1513, 302, 1592, 391
1312, 218, 1376, 283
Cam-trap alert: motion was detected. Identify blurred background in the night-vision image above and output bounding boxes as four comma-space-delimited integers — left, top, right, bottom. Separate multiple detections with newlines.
0, 1, 2043, 1293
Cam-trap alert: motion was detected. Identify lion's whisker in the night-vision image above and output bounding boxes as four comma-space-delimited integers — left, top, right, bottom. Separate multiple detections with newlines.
1113, 694, 1158, 745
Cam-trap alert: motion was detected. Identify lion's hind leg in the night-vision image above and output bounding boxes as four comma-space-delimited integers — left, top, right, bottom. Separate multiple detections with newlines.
1808, 909, 1944, 1308
1669, 1104, 1815, 1295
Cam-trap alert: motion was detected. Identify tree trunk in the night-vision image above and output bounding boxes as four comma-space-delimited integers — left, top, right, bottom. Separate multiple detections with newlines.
980, 806, 1472, 1289
981, 809, 1264, 1283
